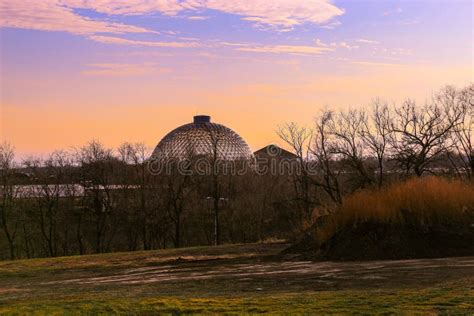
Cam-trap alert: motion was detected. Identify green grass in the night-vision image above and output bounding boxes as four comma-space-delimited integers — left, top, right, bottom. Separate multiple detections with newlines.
3, 284, 473, 315
0, 242, 473, 314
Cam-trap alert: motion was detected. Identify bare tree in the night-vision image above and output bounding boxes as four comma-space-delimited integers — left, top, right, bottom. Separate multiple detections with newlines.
156, 146, 196, 248
165, 169, 191, 248
277, 122, 314, 219
390, 97, 462, 177
277, 116, 343, 208
24, 157, 55, 257
310, 111, 342, 204
118, 142, 155, 250
0, 142, 19, 259
328, 109, 373, 187
360, 100, 393, 186
76, 141, 117, 253
441, 85, 473, 178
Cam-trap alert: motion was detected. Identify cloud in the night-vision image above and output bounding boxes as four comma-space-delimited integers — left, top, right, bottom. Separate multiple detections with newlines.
187, 16, 210, 21
81, 63, 171, 77
71, 0, 345, 28
319, 20, 341, 29
0, 0, 151, 35
219, 41, 253, 47
351, 61, 404, 67
337, 41, 359, 50
371, 46, 412, 57
315, 38, 328, 47
1, 0, 345, 36
226, 38, 359, 55
356, 38, 379, 45
238, 44, 333, 55
88, 35, 200, 48
315, 38, 359, 50
63, 0, 192, 16
206, 0, 344, 28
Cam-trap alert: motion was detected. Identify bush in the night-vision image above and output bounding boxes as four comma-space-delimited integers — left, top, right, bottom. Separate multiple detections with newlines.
295, 177, 474, 260
333, 176, 473, 228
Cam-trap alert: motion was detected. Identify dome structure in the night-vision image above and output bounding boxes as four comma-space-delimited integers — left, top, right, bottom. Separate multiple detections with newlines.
151, 115, 253, 161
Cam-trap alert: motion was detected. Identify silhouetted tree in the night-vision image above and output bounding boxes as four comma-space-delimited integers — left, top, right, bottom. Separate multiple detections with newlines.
277, 122, 314, 219
76, 141, 117, 253
0, 142, 19, 259
441, 85, 473, 178
329, 109, 373, 187
360, 100, 393, 186
391, 97, 463, 176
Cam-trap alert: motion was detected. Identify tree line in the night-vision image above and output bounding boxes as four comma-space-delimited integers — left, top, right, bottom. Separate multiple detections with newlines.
0, 84, 472, 260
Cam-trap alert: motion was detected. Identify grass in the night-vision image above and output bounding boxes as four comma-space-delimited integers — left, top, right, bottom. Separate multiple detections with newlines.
0, 242, 473, 314
2, 284, 473, 315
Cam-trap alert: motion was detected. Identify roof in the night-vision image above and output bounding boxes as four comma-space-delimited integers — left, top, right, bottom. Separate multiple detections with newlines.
253, 144, 298, 159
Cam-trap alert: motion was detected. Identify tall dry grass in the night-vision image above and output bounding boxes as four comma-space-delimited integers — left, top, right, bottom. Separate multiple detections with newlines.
315, 177, 474, 243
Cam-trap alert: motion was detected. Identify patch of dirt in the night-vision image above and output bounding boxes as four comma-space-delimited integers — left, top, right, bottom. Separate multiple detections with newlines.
2, 242, 474, 303
0, 288, 25, 294
42, 255, 474, 293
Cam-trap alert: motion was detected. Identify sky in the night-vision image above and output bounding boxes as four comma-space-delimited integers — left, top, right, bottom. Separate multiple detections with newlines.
0, 0, 472, 157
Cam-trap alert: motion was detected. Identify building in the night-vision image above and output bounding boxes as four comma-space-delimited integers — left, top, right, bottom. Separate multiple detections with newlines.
151, 115, 254, 161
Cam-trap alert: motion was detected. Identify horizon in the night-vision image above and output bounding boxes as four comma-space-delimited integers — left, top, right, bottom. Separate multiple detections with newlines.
1, 0, 472, 157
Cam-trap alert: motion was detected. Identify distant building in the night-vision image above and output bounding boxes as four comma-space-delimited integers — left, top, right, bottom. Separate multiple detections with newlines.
253, 144, 298, 160
253, 144, 299, 175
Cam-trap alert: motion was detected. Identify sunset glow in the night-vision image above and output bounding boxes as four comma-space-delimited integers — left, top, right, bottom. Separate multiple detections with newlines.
1, 0, 472, 156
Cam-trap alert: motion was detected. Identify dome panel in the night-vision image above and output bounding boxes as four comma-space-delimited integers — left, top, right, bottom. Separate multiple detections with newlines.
151, 116, 253, 161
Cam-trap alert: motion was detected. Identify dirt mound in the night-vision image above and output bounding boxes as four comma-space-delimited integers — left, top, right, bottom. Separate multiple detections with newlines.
291, 221, 474, 261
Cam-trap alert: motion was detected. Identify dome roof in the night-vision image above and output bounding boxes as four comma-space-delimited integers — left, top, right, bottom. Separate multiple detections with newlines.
151, 115, 253, 161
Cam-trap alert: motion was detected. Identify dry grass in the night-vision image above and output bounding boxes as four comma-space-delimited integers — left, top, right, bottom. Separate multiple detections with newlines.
317, 177, 474, 242
340, 177, 472, 224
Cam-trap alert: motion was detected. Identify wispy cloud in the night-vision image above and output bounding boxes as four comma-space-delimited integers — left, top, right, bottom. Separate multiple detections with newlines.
238, 44, 333, 55
371, 46, 412, 57
0, 0, 345, 36
63, 0, 189, 16
315, 38, 359, 50
219, 42, 253, 47
81, 63, 171, 77
351, 61, 404, 67
88, 35, 200, 48
0, 0, 151, 35
337, 41, 359, 50
207, 0, 344, 28
187, 16, 210, 21
356, 38, 379, 45
319, 20, 341, 29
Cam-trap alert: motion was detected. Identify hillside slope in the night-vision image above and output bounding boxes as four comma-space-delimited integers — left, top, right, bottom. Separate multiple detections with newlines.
0, 242, 473, 314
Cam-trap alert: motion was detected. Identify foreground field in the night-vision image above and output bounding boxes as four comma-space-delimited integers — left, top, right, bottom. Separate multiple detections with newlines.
0, 242, 473, 314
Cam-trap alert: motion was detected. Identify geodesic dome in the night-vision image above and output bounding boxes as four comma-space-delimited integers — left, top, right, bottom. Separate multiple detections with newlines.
151, 115, 253, 161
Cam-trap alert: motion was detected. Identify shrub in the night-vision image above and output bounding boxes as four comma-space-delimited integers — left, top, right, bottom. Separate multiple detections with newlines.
312, 177, 474, 252
335, 177, 473, 226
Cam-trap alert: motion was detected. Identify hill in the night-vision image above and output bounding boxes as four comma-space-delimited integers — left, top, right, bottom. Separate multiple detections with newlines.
0, 242, 473, 314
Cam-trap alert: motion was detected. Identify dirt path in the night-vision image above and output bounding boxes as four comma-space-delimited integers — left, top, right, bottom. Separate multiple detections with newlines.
1, 243, 474, 303
42, 255, 474, 292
